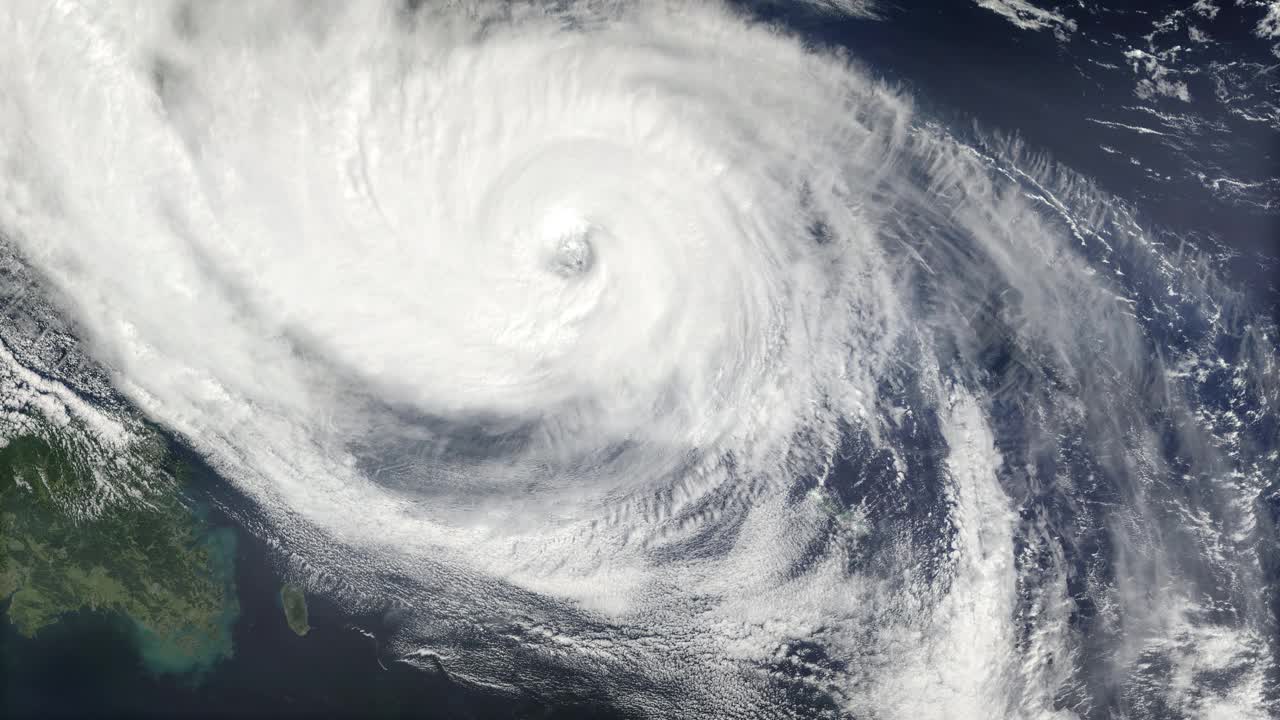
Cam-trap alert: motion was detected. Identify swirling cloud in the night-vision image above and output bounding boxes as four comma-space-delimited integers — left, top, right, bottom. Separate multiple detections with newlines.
0, 1, 1273, 716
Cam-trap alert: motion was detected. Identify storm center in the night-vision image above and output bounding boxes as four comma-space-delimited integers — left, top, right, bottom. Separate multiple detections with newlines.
542, 208, 596, 277
551, 232, 594, 276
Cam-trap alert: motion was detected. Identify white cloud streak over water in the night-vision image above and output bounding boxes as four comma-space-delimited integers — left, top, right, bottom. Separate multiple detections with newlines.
973, 0, 1077, 39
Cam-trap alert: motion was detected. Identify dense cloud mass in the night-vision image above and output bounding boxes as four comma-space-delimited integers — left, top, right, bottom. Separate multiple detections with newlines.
0, 1, 1277, 717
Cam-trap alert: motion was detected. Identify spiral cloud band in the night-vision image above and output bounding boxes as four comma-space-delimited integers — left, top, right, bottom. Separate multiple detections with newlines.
1, 1, 1276, 717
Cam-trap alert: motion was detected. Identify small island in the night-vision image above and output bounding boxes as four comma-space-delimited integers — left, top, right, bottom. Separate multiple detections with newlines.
280, 582, 310, 636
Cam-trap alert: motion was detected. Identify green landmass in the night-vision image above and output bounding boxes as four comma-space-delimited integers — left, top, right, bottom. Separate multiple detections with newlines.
281, 582, 310, 636
0, 434, 238, 674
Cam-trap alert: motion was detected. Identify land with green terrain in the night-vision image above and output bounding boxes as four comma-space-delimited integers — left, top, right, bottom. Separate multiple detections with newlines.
0, 434, 238, 674
281, 582, 310, 636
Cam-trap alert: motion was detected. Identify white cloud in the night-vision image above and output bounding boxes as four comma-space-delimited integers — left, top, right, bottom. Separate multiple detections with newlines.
1124, 48, 1193, 101
1193, 0, 1220, 19
973, 0, 1077, 39
798, 0, 881, 19
1256, 1, 1280, 38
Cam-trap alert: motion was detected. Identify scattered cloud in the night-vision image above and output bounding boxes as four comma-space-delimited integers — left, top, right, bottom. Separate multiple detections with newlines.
1192, 0, 1220, 20
1124, 48, 1193, 102
1255, 1, 1280, 39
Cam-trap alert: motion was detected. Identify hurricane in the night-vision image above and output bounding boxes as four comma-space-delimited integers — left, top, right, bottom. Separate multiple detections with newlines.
0, 1, 1276, 717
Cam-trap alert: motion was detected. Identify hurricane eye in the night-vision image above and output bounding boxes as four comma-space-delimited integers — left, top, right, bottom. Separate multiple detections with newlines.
549, 228, 594, 277
539, 208, 597, 278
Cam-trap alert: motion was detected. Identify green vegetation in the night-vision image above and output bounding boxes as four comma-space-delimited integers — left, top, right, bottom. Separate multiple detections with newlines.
281, 582, 310, 636
0, 434, 238, 674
